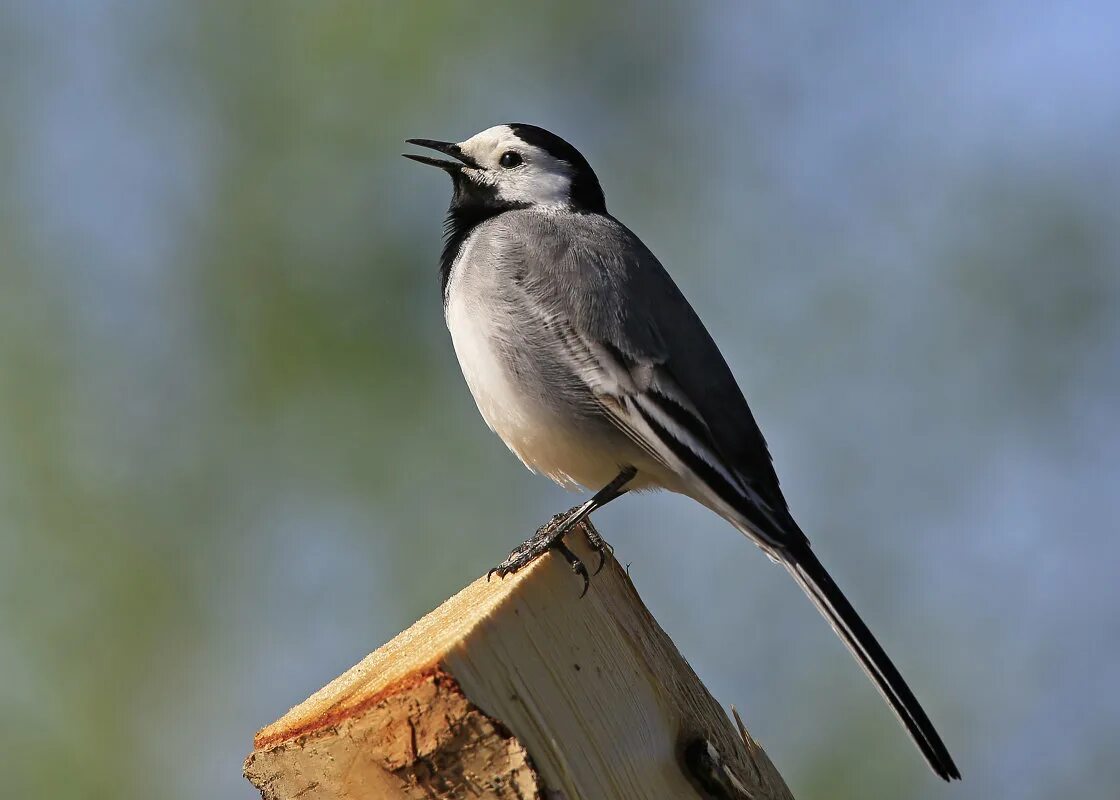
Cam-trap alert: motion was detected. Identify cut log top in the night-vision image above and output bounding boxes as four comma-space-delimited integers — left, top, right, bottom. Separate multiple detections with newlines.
251, 549, 539, 751
245, 524, 793, 800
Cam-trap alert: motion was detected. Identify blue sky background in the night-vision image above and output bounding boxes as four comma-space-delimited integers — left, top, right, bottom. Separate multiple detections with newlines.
1, 2, 1118, 798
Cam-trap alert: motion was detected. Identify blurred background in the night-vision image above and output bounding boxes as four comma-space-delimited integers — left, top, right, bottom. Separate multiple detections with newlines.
2, 1, 1117, 798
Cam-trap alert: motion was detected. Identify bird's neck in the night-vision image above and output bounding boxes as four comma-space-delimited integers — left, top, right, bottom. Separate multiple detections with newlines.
439, 201, 526, 301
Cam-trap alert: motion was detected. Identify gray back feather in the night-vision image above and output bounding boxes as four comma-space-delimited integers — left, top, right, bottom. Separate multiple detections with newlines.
475, 209, 786, 509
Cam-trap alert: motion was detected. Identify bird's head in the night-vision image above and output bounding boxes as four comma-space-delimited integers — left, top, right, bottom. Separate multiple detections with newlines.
404, 124, 606, 215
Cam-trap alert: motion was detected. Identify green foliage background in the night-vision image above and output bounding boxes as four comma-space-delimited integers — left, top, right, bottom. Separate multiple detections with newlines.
2, 2, 1117, 798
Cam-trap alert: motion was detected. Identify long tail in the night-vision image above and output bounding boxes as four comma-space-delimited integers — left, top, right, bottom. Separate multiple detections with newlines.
781, 540, 960, 780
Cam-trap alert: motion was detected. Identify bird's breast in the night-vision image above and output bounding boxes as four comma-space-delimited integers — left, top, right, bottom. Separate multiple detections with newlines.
444, 245, 625, 490
444, 282, 523, 439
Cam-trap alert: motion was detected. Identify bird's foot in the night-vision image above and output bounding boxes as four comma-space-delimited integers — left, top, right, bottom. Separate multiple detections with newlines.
488, 504, 598, 596
551, 538, 590, 598
583, 521, 613, 576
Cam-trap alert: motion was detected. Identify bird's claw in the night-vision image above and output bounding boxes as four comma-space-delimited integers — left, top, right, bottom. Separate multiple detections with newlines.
552, 539, 590, 598
487, 506, 615, 597
585, 527, 613, 575
487, 508, 574, 581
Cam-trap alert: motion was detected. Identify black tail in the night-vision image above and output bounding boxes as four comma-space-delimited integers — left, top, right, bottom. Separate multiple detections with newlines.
782, 541, 960, 780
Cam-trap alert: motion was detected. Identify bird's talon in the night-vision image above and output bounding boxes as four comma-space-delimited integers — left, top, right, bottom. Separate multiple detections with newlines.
551, 540, 591, 597
569, 558, 590, 598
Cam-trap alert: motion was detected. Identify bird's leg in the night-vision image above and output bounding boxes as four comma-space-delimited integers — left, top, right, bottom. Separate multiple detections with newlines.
488, 466, 636, 588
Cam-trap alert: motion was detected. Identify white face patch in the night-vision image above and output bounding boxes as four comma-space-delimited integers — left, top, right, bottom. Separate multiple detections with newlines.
456, 125, 574, 208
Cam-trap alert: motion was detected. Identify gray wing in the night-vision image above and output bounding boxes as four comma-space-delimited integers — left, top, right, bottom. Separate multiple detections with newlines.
485, 212, 960, 779
497, 210, 798, 545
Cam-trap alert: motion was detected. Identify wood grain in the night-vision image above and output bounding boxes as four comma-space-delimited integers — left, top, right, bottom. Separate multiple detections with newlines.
244, 524, 793, 800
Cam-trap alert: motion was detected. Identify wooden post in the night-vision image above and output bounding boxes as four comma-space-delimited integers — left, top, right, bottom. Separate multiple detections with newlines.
244, 524, 793, 800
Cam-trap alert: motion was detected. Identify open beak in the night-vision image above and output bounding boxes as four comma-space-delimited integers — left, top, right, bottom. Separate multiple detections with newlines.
402, 139, 480, 172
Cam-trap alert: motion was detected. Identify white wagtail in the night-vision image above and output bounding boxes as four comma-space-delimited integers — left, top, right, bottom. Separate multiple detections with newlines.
404, 124, 959, 781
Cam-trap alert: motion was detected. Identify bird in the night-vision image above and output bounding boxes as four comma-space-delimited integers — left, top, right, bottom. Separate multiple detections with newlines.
403, 123, 960, 781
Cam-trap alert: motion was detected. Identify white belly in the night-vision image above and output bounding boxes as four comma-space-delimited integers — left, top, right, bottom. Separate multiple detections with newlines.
445, 288, 598, 489
449, 254, 657, 494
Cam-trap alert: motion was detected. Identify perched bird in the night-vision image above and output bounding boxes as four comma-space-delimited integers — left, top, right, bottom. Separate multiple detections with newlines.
404, 124, 959, 781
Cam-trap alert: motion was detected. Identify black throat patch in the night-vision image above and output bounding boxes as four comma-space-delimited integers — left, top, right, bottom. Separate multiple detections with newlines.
439, 174, 528, 301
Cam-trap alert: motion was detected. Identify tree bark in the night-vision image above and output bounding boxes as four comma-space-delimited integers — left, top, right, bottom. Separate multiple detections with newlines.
244, 523, 793, 800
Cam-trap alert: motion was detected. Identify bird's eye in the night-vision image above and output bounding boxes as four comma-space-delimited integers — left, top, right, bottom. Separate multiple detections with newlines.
499, 151, 523, 169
